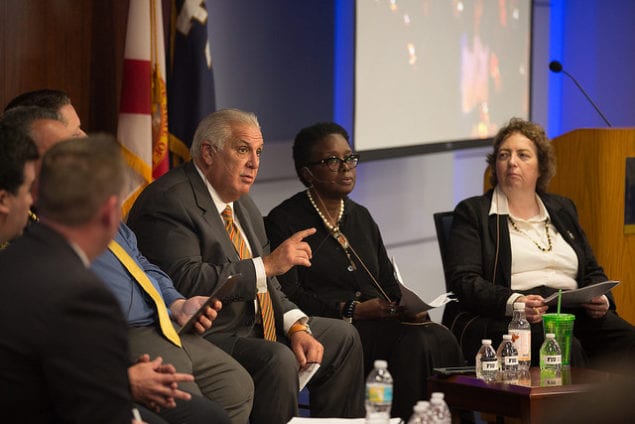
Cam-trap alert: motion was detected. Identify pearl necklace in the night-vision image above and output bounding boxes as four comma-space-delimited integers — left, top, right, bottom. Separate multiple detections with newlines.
508, 216, 553, 252
306, 189, 344, 231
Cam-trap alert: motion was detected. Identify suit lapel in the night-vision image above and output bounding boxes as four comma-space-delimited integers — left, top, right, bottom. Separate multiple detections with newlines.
183, 162, 241, 261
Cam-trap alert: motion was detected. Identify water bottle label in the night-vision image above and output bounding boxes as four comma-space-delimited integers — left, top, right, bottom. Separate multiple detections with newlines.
504, 356, 518, 366
366, 384, 393, 404
544, 377, 562, 386
544, 355, 561, 365
510, 330, 531, 361
482, 361, 498, 371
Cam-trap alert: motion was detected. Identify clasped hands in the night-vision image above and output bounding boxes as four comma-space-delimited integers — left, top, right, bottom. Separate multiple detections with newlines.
517, 294, 609, 324
128, 297, 223, 413
128, 354, 194, 412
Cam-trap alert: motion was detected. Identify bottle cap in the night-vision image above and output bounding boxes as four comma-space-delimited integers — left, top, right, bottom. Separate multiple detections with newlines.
431, 392, 444, 400
374, 359, 388, 369
502, 334, 512, 340
482, 339, 492, 345
546, 333, 555, 339
414, 403, 427, 412
514, 302, 526, 310
416, 401, 430, 408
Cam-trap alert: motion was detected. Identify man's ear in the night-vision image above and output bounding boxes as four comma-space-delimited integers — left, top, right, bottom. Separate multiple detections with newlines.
0, 190, 11, 214
99, 195, 120, 232
200, 142, 215, 166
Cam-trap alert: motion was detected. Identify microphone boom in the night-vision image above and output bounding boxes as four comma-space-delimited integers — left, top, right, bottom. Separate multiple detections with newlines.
549, 60, 612, 127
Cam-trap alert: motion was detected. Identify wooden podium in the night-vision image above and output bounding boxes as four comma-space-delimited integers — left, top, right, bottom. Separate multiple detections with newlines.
549, 128, 635, 324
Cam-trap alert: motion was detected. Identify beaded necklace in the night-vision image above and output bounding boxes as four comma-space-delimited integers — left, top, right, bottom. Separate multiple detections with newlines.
306, 189, 344, 231
306, 189, 356, 271
305, 189, 392, 300
508, 216, 553, 252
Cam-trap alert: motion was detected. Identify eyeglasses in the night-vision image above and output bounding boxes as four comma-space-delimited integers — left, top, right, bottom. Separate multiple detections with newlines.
306, 154, 360, 172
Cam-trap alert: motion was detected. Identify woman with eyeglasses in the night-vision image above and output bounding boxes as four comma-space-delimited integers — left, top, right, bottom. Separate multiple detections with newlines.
265, 122, 463, 420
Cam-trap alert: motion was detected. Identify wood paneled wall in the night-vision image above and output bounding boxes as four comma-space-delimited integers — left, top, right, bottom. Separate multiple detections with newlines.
0, 0, 129, 133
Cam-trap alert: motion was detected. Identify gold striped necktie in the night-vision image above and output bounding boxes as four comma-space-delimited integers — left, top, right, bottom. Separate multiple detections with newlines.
222, 205, 277, 341
108, 240, 182, 347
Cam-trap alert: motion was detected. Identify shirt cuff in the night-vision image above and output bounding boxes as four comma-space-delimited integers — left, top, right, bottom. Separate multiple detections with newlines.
253, 257, 267, 293
506, 293, 524, 316
283, 309, 309, 334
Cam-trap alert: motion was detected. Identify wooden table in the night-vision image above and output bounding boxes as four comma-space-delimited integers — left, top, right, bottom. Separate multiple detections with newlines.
427, 367, 613, 424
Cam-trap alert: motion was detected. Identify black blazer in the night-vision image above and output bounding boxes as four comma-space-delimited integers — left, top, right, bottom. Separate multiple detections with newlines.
447, 189, 611, 320
127, 162, 299, 349
0, 223, 132, 423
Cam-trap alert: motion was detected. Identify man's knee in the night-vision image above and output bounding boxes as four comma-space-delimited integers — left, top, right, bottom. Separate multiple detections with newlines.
262, 342, 299, 383
310, 316, 363, 352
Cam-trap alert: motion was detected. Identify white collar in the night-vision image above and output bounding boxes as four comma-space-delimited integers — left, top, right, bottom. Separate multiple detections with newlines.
489, 186, 549, 222
194, 162, 234, 215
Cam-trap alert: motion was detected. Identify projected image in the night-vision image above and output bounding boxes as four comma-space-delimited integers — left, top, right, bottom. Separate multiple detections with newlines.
355, 0, 531, 152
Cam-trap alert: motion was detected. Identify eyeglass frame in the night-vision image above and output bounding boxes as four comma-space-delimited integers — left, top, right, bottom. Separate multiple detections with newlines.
305, 154, 360, 172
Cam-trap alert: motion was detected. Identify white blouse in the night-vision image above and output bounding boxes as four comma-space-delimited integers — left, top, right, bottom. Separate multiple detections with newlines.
489, 187, 578, 314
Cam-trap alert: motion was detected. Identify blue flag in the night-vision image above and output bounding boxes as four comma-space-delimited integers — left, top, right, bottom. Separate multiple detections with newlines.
168, 0, 216, 164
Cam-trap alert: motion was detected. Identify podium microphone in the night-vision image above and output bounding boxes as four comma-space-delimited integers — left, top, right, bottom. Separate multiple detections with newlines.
549, 60, 612, 127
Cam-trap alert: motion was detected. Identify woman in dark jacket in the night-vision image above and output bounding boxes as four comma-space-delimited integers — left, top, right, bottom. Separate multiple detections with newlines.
266, 122, 463, 420
445, 117, 635, 369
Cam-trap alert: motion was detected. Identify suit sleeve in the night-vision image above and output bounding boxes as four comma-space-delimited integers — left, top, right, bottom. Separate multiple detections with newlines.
447, 199, 512, 318
558, 197, 615, 308
128, 182, 259, 302
42, 282, 132, 423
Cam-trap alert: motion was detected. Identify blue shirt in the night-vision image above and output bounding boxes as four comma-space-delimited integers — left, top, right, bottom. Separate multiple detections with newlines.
91, 223, 184, 327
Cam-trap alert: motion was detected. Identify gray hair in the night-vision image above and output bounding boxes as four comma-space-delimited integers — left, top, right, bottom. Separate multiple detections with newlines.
0, 106, 62, 137
38, 134, 126, 226
4, 89, 71, 113
190, 109, 260, 159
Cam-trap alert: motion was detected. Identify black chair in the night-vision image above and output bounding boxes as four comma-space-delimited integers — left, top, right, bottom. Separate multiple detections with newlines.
433, 211, 456, 329
433, 211, 454, 287
434, 211, 492, 364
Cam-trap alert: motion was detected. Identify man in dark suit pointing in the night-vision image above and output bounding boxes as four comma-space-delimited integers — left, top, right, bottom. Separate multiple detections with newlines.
128, 108, 365, 423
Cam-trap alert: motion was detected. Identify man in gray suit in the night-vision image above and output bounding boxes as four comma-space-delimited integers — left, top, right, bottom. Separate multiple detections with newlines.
128, 109, 365, 423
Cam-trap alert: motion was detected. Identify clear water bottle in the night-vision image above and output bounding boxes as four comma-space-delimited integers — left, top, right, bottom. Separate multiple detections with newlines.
539, 333, 562, 385
496, 334, 519, 382
365, 359, 393, 424
407, 401, 431, 424
509, 302, 531, 370
429, 392, 451, 424
475, 339, 498, 382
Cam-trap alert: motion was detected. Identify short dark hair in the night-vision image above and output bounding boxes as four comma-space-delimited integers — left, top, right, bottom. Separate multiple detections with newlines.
38, 135, 126, 226
4, 89, 71, 113
293, 122, 350, 187
486, 117, 555, 192
0, 106, 62, 136
0, 124, 39, 195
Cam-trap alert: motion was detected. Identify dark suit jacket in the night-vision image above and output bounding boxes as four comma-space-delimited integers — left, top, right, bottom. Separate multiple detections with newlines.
127, 162, 299, 349
447, 189, 611, 317
0, 223, 132, 423
444, 189, 612, 357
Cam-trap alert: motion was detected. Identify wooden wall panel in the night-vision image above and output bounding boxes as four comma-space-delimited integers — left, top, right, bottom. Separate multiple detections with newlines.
0, 0, 128, 134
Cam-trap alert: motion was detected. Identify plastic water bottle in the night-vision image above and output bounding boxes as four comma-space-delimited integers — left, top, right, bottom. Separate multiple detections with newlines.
496, 334, 519, 382
407, 401, 431, 424
539, 333, 562, 385
429, 392, 451, 424
475, 339, 498, 382
365, 359, 393, 423
509, 302, 531, 370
